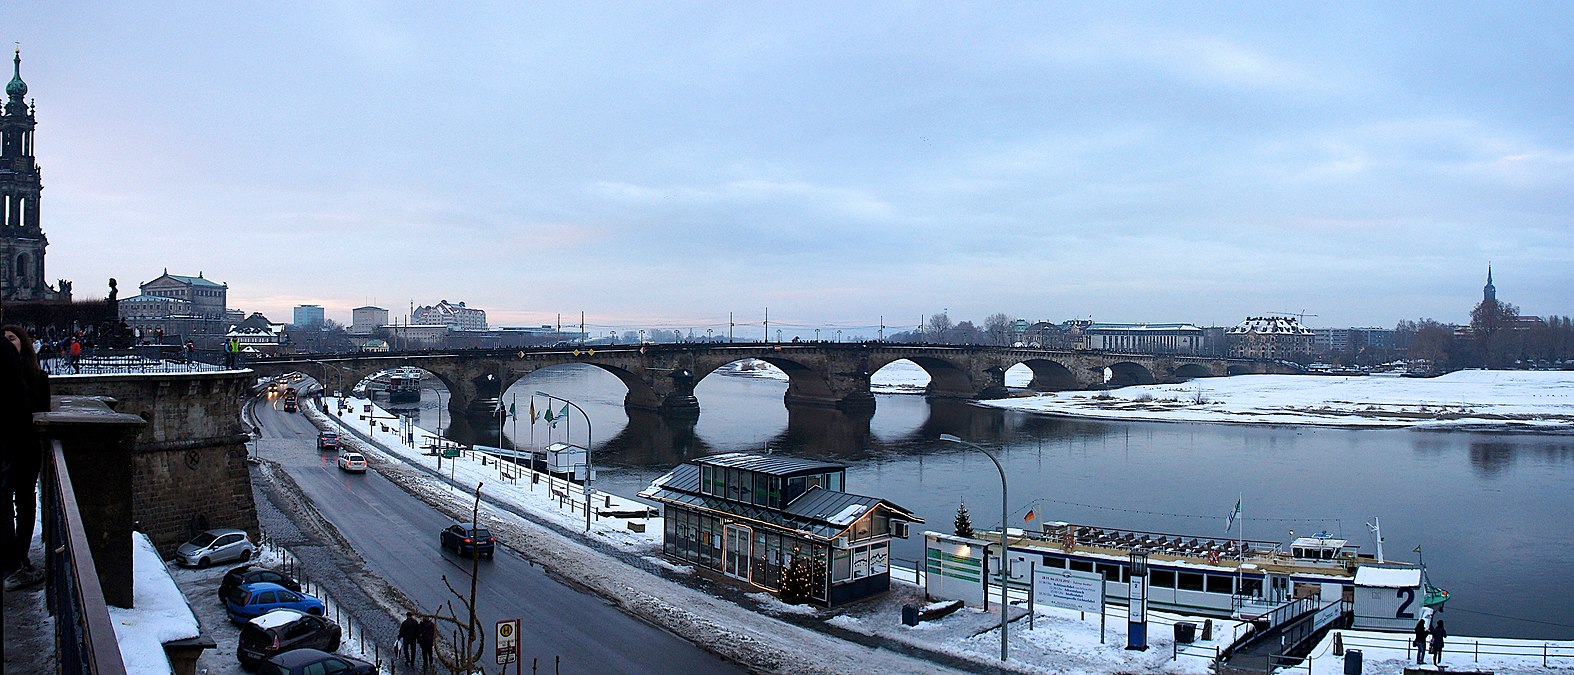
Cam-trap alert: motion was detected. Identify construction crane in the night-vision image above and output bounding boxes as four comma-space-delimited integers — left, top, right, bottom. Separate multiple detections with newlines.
1266, 310, 1319, 322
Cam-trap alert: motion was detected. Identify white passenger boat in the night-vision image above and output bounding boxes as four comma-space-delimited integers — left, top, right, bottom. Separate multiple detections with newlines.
999, 519, 1447, 620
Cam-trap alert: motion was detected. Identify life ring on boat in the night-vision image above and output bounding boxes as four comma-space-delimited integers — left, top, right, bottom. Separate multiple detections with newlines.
1062, 532, 1076, 550
1206, 550, 1222, 565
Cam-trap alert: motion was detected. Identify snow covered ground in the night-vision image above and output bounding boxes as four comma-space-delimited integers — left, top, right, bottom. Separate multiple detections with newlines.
978, 370, 1574, 431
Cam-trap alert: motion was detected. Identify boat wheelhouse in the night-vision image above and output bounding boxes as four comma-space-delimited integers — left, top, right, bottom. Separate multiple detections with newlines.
385, 367, 422, 403
639, 452, 921, 607
991, 520, 1436, 622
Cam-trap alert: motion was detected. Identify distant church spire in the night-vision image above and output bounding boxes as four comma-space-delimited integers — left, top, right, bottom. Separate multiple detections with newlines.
1483, 264, 1496, 303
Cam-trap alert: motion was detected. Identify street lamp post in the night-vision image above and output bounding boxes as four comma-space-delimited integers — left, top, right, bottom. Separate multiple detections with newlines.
938, 433, 1010, 661
537, 391, 593, 532
815, 328, 820, 342
836, 329, 842, 343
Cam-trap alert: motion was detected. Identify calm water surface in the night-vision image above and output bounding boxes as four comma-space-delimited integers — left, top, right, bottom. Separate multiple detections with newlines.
400, 364, 1574, 640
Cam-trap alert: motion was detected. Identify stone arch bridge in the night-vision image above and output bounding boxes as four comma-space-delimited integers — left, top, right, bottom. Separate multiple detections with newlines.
247, 343, 1290, 420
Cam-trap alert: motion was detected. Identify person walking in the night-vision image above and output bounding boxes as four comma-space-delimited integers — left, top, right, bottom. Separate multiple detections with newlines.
2, 325, 48, 590
399, 612, 420, 667
1412, 618, 1429, 664
418, 615, 436, 671
67, 336, 82, 374
1430, 619, 1447, 665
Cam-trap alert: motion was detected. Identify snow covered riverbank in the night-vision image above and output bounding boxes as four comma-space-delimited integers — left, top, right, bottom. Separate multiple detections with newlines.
977, 370, 1574, 431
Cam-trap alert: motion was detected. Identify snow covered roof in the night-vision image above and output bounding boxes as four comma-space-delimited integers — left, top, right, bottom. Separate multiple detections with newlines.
1354, 566, 1422, 588
1226, 316, 1313, 335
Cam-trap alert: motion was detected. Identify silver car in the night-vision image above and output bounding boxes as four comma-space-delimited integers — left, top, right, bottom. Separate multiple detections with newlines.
176, 528, 256, 568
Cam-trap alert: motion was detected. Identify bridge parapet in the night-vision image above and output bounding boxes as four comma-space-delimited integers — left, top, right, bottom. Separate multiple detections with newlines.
246, 345, 1292, 421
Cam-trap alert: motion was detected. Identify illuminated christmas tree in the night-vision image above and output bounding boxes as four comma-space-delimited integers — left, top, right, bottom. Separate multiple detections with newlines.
954, 501, 975, 538
779, 546, 822, 605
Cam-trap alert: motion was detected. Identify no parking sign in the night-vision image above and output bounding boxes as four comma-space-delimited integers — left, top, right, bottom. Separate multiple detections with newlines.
496, 618, 519, 665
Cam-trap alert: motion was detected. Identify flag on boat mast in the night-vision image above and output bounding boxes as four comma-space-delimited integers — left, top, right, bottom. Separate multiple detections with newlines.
1024, 510, 1036, 522
1225, 497, 1241, 532
529, 398, 537, 425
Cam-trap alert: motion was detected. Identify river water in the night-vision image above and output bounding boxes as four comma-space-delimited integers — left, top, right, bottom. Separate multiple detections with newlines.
398, 363, 1574, 640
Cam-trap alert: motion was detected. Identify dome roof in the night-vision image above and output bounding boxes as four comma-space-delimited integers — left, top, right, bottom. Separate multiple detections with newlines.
7, 49, 26, 99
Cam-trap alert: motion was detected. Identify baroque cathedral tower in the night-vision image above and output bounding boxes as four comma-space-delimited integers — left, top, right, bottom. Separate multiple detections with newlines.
2, 48, 70, 303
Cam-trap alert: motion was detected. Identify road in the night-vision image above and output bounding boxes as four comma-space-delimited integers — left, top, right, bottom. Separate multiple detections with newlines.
252, 394, 740, 674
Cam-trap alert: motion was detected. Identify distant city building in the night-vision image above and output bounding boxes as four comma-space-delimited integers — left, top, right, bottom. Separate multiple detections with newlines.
1, 49, 71, 303
357, 338, 389, 352
292, 304, 325, 327
1312, 328, 1396, 355
1227, 316, 1314, 360
139, 270, 228, 319
349, 306, 389, 336
1084, 322, 1202, 354
412, 299, 487, 331
385, 323, 448, 349
119, 293, 192, 319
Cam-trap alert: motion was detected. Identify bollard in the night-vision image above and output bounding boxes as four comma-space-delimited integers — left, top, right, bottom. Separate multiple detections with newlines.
1333, 630, 1344, 656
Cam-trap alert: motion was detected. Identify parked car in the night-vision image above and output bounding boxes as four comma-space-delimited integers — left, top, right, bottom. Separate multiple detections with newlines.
225, 582, 325, 624
237, 608, 341, 671
219, 564, 301, 601
176, 528, 256, 568
255, 648, 373, 675
317, 432, 340, 451
440, 524, 495, 558
337, 451, 367, 473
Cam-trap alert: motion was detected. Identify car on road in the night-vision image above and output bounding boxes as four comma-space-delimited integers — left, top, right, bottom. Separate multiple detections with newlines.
176, 528, 256, 568
237, 608, 341, 671
317, 432, 341, 451
255, 648, 373, 675
440, 524, 495, 558
337, 451, 367, 473
219, 564, 301, 602
224, 582, 325, 624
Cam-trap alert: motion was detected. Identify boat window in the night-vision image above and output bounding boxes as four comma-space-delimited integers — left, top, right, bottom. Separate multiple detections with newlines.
1150, 569, 1175, 588
1040, 556, 1065, 569
786, 477, 806, 502
807, 475, 823, 491
753, 473, 769, 506
1097, 564, 1121, 582
827, 472, 844, 492
1239, 577, 1263, 597
1177, 572, 1205, 591
1206, 575, 1234, 594
1069, 560, 1095, 573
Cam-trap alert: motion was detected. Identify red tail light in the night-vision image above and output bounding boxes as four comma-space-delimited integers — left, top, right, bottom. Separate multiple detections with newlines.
462, 538, 472, 544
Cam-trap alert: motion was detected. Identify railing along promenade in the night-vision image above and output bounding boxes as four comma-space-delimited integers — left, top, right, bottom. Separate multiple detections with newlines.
33, 396, 149, 675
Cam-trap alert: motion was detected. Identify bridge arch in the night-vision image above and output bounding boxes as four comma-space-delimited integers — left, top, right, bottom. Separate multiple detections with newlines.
1017, 358, 1081, 391
1173, 363, 1213, 380
1104, 361, 1157, 388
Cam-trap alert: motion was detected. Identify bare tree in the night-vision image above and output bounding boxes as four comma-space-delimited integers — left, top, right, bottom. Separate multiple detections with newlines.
925, 312, 952, 343
430, 482, 488, 674
984, 313, 1014, 345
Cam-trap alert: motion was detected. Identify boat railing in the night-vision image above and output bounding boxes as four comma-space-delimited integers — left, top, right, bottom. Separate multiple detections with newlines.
1018, 523, 1283, 560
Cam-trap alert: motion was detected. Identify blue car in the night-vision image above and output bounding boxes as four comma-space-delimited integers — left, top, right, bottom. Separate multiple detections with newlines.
225, 582, 325, 624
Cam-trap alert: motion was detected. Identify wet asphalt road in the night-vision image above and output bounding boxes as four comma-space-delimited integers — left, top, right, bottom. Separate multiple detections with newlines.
252, 398, 739, 674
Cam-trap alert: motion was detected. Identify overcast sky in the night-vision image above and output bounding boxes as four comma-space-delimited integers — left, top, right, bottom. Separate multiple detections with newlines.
12, 3, 1572, 336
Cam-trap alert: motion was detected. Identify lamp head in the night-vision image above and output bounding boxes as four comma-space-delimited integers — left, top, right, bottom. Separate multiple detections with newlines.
939, 434, 962, 443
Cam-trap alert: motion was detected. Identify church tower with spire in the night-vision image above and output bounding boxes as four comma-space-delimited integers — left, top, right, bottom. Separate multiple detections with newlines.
1483, 265, 1496, 304
2, 48, 71, 303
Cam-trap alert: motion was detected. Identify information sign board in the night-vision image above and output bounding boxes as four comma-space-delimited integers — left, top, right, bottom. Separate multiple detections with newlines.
1032, 567, 1104, 613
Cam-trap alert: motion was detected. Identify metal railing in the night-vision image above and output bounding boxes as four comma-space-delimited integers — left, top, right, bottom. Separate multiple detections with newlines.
42, 439, 129, 675
1336, 629, 1574, 668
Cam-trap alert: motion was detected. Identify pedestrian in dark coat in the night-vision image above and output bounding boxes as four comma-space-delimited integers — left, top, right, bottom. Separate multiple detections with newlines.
1430, 619, 1447, 664
399, 612, 420, 666
1413, 618, 1428, 664
418, 616, 436, 670
2, 325, 47, 590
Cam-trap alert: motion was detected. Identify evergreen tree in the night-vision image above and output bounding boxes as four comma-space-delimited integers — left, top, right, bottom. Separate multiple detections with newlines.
779, 546, 820, 605
954, 501, 975, 539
